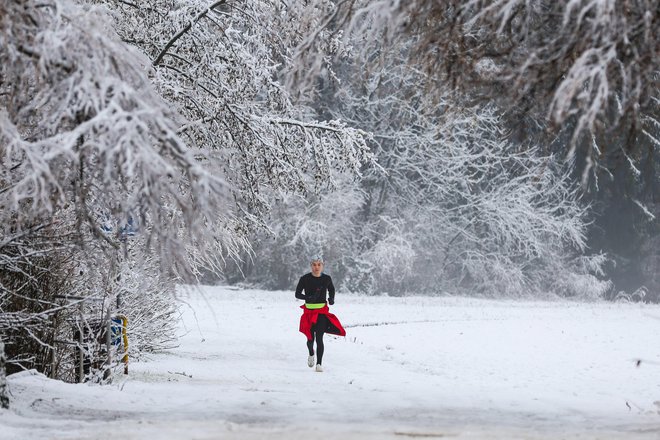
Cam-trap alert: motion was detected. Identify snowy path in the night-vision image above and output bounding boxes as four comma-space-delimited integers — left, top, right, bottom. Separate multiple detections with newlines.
3, 286, 660, 439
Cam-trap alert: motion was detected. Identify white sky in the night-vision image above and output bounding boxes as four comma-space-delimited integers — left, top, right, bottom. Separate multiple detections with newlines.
2, 286, 660, 439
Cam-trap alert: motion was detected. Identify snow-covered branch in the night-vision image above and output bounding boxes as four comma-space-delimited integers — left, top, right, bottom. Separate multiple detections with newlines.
292, 0, 659, 167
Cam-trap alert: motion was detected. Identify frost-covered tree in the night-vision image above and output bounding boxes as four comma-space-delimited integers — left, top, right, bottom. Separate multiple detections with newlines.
1, 0, 371, 377
1, 0, 244, 276
91, 0, 372, 218
0, 0, 225, 376
230, 183, 368, 289
292, 0, 659, 165
2, 0, 371, 275
233, 46, 609, 297
0, 342, 8, 408
286, 0, 655, 297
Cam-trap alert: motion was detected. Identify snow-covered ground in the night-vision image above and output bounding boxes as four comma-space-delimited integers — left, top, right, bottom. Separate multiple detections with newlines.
2, 286, 660, 439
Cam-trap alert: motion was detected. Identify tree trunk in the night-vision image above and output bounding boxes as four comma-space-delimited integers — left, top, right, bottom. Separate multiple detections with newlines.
0, 341, 9, 409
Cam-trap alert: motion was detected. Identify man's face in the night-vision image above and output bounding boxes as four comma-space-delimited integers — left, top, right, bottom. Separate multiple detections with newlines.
311, 260, 323, 276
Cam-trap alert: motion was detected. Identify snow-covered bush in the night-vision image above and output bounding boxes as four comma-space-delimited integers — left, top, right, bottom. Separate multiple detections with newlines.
547, 254, 613, 299
0, 217, 78, 376
362, 218, 416, 288
612, 286, 651, 303
113, 247, 180, 357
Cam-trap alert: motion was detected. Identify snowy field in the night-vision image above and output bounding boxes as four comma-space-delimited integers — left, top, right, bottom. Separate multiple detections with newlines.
2, 285, 660, 439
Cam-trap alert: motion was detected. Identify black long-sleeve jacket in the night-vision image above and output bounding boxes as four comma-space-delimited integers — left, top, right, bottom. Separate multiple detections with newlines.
295, 273, 335, 305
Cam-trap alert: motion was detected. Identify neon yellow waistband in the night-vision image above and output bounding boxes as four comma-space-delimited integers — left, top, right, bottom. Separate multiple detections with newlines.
305, 303, 326, 309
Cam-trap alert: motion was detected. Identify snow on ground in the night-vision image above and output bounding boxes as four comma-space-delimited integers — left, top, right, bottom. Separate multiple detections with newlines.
2, 286, 660, 439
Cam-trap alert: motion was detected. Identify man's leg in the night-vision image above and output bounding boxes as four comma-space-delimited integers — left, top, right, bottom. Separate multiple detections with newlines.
307, 328, 316, 367
315, 330, 325, 365
307, 335, 314, 356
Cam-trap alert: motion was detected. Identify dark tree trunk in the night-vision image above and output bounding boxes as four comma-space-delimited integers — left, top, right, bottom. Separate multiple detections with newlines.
0, 342, 9, 409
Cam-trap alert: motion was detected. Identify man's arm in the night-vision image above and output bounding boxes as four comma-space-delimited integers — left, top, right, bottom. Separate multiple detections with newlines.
295, 276, 306, 300
327, 276, 335, 305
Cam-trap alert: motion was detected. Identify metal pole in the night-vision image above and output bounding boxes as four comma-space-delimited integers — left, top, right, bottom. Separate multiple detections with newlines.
121, 316, 129, 374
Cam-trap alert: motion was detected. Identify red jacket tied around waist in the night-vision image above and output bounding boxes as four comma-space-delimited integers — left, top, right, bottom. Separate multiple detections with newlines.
299, 304, 346, 341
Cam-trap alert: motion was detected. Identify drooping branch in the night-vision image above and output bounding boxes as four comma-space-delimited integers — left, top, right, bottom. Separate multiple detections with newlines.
152, 0, 227, 66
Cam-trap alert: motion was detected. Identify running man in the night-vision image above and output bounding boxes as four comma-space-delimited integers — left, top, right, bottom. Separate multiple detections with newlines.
295, 256, 346, 372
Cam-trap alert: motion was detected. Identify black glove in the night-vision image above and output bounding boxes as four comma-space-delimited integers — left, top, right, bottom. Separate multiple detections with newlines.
328, 298, 334, 305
